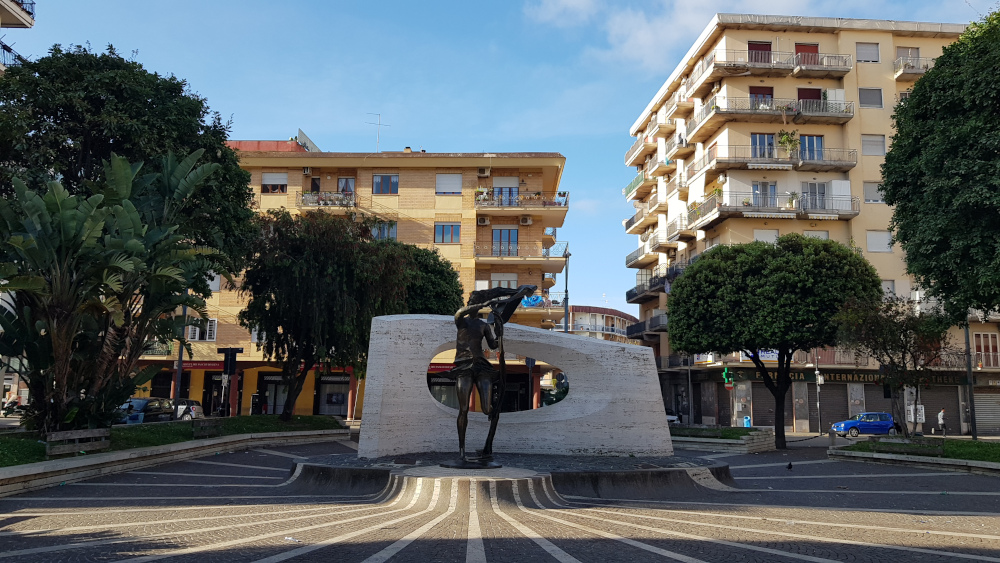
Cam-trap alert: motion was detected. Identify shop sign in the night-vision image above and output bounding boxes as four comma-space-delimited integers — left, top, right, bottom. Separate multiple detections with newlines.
693, 353, 715, 364
739, 350, 779, 362
262, 375, 283, 382
734, 370, 967, 385
173, 361, 224, 370
318, 375, 350, 383
428, 363, 455, 373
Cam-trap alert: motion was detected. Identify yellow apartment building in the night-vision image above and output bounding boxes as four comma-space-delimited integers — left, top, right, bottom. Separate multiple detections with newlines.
556, 305, 641, 346
137, 136, 570, 420
623, 14, 1000, 434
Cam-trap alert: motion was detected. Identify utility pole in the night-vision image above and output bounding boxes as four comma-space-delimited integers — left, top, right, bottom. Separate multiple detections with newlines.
965, 325, 978, 440
172, 301, 188, 402
563, 251, 571, 333
365, 113, 391, 153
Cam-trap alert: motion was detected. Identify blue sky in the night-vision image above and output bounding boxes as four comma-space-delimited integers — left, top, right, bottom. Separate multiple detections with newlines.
5, 0, 980, 315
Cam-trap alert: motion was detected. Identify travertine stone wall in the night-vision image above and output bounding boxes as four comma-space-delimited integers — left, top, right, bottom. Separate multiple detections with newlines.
358, 315, 673, 458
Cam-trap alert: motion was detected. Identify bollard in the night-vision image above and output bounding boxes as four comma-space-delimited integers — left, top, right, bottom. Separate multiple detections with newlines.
829, 429, 837, 447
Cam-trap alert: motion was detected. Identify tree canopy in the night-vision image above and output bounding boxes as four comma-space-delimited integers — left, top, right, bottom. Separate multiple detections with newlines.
881, 11, 1000, 316
392, 242, 464, 315
668, 234, 882, 448
0, 152, 219, 431
0, 44, 255, 272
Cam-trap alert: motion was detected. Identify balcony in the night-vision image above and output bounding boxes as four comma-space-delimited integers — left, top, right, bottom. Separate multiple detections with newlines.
297, 191, 356, 209
688, 50, 795, 98
514, 291, 566, 323
476, 192, 569, 227
543, 227, 557, 248
625, 240, 657, 269
625, 315, 668, 339
622, 171, 655, 201
542, 272, 557, 289
688, 145, 857, 183
648, 116, 676, 138
686, 98, 855, 143
625, 321, 647, 340
655, 355, 693, 371
624, 134, 657, 167
647, 228, 676, 253
645, 155, 674, 177
474, 242, 568, 273
623, 202, 649, 234
797, 147, 858, 172
665, 214, 696, 243
0, 39, 25, 71
790, 52, 853, 78
665, 134, 694, 161
663, 89, 695, 119
0, 0, 35, 28
663, 175, 688, 202
688, 190, 860, 230
894, 57, 935, 81
647, 314, 668, 332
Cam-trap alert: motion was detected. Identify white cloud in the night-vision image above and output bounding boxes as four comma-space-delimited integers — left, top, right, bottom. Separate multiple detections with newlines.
523, 0, 602, 27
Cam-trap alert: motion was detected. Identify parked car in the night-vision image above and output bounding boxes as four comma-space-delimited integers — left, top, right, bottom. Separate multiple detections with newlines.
831, 412, 900, 437
119, 397, 175, 424
172, 399, 205, 420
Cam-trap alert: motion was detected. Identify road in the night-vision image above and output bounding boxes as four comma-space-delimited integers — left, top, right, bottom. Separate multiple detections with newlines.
1, 440, 999, 562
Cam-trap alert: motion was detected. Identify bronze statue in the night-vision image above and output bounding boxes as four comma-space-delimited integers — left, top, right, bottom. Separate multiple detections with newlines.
443, 284, 536, 468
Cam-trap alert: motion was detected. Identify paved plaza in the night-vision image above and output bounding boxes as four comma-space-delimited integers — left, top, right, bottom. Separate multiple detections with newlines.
1, 439, 1000, 562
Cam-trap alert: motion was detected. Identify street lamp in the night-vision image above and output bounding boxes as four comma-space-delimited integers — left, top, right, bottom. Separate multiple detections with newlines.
563, 251, 571, 333
815, 367, 823, 435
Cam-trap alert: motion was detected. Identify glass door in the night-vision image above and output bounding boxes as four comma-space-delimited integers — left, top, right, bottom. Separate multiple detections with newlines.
751, 133, 775, 158
492, 228, 518, 256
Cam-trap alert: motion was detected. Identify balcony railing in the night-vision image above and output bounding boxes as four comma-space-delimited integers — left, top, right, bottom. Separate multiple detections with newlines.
792, 52, 852, 70
893, 57, 935, 74
544, 227, 557, 238
721, 190, 860, 214
622, 172, 649, 197
474, 242, 569, 258
14, 1, 34, 18
475, 192, 569, 208
625, 321, 647, 339
688, 145, 857, 177
688, 195, 718, 225
665, 214, 690, 239
688, 98, 854, 132
297, 191, 356, 208
624, 135, 655, 165
624, 202, 649, 231
0, 40, 25, 69
689, 50, 795, 92
647, 314, 668, 332
518, 290, 566, 310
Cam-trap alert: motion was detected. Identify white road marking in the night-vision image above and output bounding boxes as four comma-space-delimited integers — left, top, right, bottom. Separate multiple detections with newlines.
519, 480, 712, 563
129, 471, 284, 480
187, 459, 289, 472
729, 459, 837, 469
696, 452, 742, 459
489, 480, 581, 563
735, 472, 966, 480
339, 439, 359, 451
254, 449, 307, 460
466, 481, 487, 563
762, 489, 1000, 496
69, 482, 282, 488
360, 480, 459, 563
0, 493, 374, 502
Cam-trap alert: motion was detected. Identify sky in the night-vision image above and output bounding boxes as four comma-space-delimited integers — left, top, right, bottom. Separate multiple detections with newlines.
3, 0, 981, 315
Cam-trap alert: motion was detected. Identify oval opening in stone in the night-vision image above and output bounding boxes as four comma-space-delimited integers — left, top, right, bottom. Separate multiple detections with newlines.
425, 351, 568, 411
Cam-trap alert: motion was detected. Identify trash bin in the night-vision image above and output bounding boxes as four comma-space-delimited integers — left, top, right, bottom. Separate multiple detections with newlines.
743, 415, 751, 428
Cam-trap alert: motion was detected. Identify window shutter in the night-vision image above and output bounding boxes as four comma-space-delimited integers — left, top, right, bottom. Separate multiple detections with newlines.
435, 173, 462, 194
250, 328, 259, 343
861, 135, 886, 156
187, 325, 200, 341
866, 231, 892, 252
863, 182, 883, 203
261, 172, 288, 185
207, 272, 221, 292
493, 177, 520, 188
856, 42, 879, 62
206, 319, 217, 342
858, 88, 883, 108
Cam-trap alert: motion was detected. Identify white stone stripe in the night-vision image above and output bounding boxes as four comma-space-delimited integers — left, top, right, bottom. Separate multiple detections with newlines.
569, 502, 1000, 563
489, 480, 581, 563
729, 459, 836, 469
0, 479, 407, 560
360, 480, 460, 563
0, 493, 373, 502
466, 481, 487, 563
735, 472, 966, 480
519, 480, 711, 563
250, 479, 445, 563
253, 448, 307, 459
764, 489, 1000, 496
70, 482, 281, 488
129, 471, 284, 480
186, 460, 290, 472
116, 478, 423, 563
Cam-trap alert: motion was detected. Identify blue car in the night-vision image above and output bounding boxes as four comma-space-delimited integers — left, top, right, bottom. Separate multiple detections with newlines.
831, 412, 900, 437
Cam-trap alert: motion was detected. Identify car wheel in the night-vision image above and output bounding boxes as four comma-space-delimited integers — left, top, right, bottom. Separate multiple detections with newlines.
181, 413, 192, 421
888, 427, 897, 435
848, 427, 860, 437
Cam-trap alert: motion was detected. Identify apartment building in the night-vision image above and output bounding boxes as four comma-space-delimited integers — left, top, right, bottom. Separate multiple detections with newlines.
623, 14, 1000, 434
138, 135, 570, 420
0, 0, 33, 407
555, 305, 641, 345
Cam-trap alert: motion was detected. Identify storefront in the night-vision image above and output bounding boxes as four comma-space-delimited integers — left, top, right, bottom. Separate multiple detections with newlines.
314, 372, 351, 416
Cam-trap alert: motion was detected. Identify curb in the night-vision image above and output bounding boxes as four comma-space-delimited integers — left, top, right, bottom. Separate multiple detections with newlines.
0, 428, 349, 497
827, 447, 1000, 476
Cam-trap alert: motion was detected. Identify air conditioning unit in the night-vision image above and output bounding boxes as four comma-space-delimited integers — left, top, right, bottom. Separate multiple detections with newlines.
477, 167, 491, 178
477, 216, 491, 226
519, 215, 533, 226
303, 167, 311, 175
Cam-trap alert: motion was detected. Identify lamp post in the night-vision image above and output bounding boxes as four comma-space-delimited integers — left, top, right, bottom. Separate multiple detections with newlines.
965, 325, 978, 440
815, 367, 823, 435
563, 251, 571, 333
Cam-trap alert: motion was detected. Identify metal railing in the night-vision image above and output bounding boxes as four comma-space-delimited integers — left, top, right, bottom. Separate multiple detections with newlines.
624, 135, 653, 164
798, 147, 858, 166
297, 192, 356, 208
475, 192, 569, 208
662, 136, 678, 157
625, 242, 652, 266
663, 175, 686, 198
690, 145, 857, 169
518, 290, 566, 309
647, 314, 668, 332
544, 227, 557, 238
624, 202, 648, 231
474, 242, 569, 258
928, 352, 1000, 370
689, 97, 854, 126
720, 190, 859, 213
569, 324, 629, 336
625, 320, 647, 339
625, 282, 649, 302
689, 49, 795, 89
792, 52, 852, 69
0, 40, 25, 69
543, 272, 557, 284
14, 1, 34, 18
687, 194, 718, 225
622, 171, 649, 197
665, 214, 690, 239
645, 156, 670, 176
894, 57, 935, 74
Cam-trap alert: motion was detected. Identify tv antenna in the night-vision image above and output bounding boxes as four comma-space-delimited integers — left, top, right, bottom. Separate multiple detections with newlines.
365, 113, 391, 153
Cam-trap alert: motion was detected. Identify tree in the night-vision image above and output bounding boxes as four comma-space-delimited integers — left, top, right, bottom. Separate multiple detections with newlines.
238, 212, 413, 421
0, 152, 219, 431
881, 11, 1000, 316
668, 234, 882, 448
835, 296, 955, 437
0, 44, 255, 273
390, 243, 464, 315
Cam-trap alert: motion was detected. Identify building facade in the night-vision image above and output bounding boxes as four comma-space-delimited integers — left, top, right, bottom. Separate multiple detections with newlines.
137, 137, 570, 420
555, 305, 641, 345
622, 14, 1000, 434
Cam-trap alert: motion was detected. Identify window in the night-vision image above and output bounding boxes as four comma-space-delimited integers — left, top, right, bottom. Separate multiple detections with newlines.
861, 135, 886, 156
898, 90, 912, 102
310, 177, 321, 193
492, 228, 518, 256
187, 319, 218, 342
751, 133, 775, 158
803, 230, 829, 240
338, 177, 355, 194
207, 272, 221, 292
896, 46, 920, 65
856, 42, 880, 63
752, 181, 777, 206
753, 229, 779, 243
795, 43, 820, 65
858, 88, 883, 108
882, 279, 896, 297
863, 182, 884, 203
866, 231, 892, 253
372, 223, 397, 240
747, 41, 773, 64
749, 87, 774, 108
801, 181, 827, 210
491, 273, 518, 289
800, 135, 824, 160
434, 223, 461, 243
261, 172, 288, 194
975, 333, 1000, 368
373, 174, 399, 195
435, 173, 462, 195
